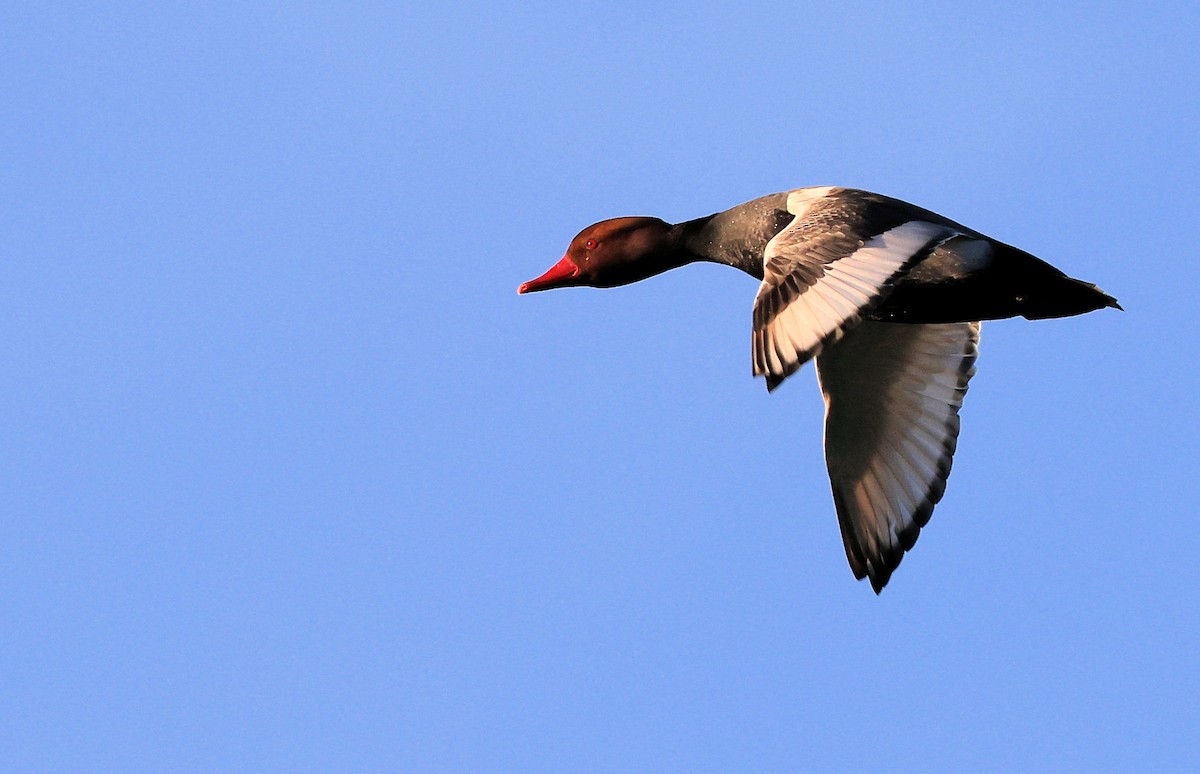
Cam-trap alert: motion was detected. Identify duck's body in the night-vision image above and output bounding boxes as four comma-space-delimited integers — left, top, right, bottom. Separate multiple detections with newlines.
520, 186, 1118, 592
660, 187, 1116, 325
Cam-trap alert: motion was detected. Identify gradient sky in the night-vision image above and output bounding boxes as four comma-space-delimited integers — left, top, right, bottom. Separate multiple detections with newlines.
3, 2, 1198, 771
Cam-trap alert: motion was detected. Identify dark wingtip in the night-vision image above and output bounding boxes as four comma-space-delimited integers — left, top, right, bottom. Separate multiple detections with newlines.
870, 573, 888, 595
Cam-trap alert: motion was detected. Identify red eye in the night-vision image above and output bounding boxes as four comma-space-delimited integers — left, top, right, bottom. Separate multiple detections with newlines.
584, 239, 597, 249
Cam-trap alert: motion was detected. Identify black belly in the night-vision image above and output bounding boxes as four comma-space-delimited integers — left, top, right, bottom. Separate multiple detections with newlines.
869, 241, 1116, 324
870, 276, 1026, 323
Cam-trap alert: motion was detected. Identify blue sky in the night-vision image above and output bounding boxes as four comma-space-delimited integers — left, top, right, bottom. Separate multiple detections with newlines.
3, 2, 1198, 770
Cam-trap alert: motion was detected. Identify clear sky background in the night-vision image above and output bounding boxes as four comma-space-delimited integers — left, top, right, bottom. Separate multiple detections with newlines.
3, 2, 1197, 771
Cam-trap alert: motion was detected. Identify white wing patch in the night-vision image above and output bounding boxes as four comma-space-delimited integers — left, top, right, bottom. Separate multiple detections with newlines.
754, 219, 953, 390
815, 320, 981, 593
784, 186, 835, 219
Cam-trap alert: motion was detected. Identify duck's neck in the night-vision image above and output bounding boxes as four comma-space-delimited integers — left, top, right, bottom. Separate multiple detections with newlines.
669, 202, 790, 280
669, 215, 719, 263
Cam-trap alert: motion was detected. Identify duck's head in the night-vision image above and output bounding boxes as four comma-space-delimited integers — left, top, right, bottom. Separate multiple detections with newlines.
518, 216, 677, 293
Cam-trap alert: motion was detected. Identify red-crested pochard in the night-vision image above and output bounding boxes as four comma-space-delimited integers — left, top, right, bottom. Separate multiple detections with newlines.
519, 186, 1119, 592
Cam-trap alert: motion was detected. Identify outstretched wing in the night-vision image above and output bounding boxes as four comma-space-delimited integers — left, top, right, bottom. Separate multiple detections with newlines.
815, 320, 981, 593
752, 188, 959, 391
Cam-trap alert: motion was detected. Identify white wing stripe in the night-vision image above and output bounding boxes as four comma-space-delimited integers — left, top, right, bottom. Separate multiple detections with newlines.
755, 220, 953, 388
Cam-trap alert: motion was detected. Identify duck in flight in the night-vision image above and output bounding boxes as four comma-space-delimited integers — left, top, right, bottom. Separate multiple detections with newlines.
519, 187, 1120, 593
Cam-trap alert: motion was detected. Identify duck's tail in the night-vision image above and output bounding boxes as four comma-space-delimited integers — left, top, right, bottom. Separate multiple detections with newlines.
1020, 273, 1122, 320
